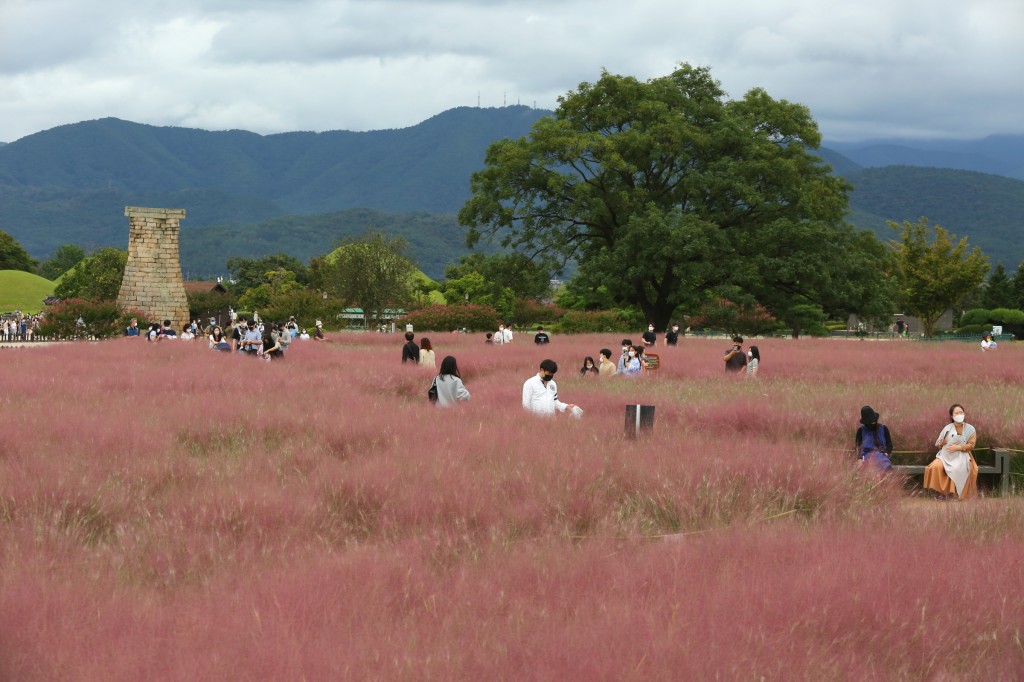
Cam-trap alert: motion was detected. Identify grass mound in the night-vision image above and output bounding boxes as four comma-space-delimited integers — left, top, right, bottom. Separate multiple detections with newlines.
0, 270, 55, 313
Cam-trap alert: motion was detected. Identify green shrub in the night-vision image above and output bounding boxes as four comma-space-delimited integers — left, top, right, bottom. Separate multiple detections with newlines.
959, 309, 992, 327
260, 290, 341, 328
555, 310, 632, 333
512, 300, 565, 327
954, 324, 992, 335
689, 299, 780, 336
396, 303, 501, 332
38, 299, 142, 339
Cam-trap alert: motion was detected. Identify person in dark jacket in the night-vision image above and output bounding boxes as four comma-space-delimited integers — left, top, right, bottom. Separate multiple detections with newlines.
855, 405, 893, 470
402, 331, 420, 364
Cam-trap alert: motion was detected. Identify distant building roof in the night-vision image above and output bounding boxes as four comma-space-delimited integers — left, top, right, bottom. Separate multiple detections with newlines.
183, 281, 228, 294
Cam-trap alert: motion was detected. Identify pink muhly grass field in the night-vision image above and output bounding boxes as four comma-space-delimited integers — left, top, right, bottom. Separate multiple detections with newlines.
2, 334, 1024, 679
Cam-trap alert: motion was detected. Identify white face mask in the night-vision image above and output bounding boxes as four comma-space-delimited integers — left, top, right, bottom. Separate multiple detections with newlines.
629, 351, 636, 357
747, 351, 753, 357
953, 414, 965, 424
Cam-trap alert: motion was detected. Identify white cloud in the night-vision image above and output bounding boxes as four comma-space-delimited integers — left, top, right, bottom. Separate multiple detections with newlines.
0, 0, 1021, 142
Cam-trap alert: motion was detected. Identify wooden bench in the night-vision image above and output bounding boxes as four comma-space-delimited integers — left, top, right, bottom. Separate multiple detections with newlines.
891, 448, 1011, 495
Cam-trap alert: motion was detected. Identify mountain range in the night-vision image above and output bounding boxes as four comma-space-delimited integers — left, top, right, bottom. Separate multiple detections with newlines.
0, 107, 1022, 279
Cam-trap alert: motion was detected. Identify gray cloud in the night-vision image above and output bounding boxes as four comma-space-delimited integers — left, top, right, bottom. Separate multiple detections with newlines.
0, 0, 1021, 142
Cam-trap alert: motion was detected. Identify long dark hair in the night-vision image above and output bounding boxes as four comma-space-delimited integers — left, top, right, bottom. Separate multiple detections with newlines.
420, 337, 433, 351
748, 345, 760, 362
438, 355, 461, 380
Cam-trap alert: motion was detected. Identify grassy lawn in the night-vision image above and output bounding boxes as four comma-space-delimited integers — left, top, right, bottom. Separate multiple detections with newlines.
0, 269, 55, 313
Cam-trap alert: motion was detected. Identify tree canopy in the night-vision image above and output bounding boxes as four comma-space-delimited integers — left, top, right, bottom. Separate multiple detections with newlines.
310, 233, 417, 325
459, 64, 884, 328
0, 228, 37, 273
38, 244, 86, 281
888, 218, 989, 337
53, 247, 128, 302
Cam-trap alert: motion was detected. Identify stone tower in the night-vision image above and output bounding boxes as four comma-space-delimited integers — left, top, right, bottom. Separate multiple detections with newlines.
117, 207, 189, 331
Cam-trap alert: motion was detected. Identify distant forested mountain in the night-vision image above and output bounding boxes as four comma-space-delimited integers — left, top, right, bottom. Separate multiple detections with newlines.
1, 107, 1022, 274
0, 106, 549, 260
828, 135, 1024, 180
180, 209, 469, 280
842, 166, 1024, 263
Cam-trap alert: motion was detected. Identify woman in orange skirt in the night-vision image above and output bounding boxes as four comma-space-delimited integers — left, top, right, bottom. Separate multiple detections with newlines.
923, 403, 978, 500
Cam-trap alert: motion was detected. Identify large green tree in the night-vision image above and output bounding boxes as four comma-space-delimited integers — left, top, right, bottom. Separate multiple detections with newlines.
983, 263, 1014, 309
442, 252, 551, 318
53, 247, 128, 301
458, 64, 873, 328
38, 244, 86, 281
0, 228, 37, 273
888, 218, 989, 337
226, 253, 310, 293
310, 233, 417, 326
1011, 262, 1024, 310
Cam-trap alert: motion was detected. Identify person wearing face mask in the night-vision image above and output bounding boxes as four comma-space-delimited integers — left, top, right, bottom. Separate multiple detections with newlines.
597, 349, 617, 377
642, 324, 657, 347
579, 356, 599, 377
924, 403, 978, 500
619, 346, 643, 377
746, 346, 760, 377
617, 339, 634, 373
665, 323, 681, 347
522, 359, 581, 416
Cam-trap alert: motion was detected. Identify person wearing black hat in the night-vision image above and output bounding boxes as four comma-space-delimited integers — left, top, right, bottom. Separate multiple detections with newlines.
855, 406, 893, 470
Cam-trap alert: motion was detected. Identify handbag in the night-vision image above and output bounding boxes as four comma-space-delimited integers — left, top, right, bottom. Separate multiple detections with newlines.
428, 378, 438, 403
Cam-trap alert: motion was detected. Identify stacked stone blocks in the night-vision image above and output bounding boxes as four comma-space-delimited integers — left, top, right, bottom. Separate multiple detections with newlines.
117, 207, 189, 332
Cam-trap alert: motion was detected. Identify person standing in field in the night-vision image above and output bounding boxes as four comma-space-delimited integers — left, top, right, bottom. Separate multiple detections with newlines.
402, 331, 420, 364
724, 336, 747, 373
418, 337, 436, 369
534, 326, 550, 344
432, 355, 471, 407
313, 320, 326, 341
125, 318, 140, 337
522, 359, 581, 417
598, 349, 617, 377
746, 345, 760, 377
924, 404, 978, 500
665, 323, 680, 347
619, 345, 643, 377
617, 339, 634, 373
642, 323, 657, 347
579, 356, 598, 377
855, 406, 893, 470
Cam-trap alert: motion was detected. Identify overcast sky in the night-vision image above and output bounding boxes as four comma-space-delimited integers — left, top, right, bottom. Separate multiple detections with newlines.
1, 0, 1021, 144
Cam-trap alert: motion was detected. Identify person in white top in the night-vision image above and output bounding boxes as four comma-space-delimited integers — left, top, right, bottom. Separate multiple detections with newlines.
522, 359, 581, 417
418, 337, 437, 368
980, 333, 997, 351
495, 324, 507, 345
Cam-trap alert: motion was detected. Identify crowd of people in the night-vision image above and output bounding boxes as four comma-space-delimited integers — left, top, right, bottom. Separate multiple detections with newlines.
1, 313, 43, 341
130, 314, 324, 361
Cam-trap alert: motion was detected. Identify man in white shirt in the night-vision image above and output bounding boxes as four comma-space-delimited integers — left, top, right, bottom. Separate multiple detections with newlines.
522, 359, 580, 417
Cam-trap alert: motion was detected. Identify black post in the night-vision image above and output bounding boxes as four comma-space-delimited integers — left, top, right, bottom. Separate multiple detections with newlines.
625, 404, 656, 438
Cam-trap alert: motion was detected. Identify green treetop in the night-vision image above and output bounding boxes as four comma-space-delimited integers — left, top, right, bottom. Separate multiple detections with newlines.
459, 63, 881, 329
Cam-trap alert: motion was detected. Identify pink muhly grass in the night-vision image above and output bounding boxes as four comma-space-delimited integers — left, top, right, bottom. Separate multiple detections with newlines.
2, 334, 1024, 679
